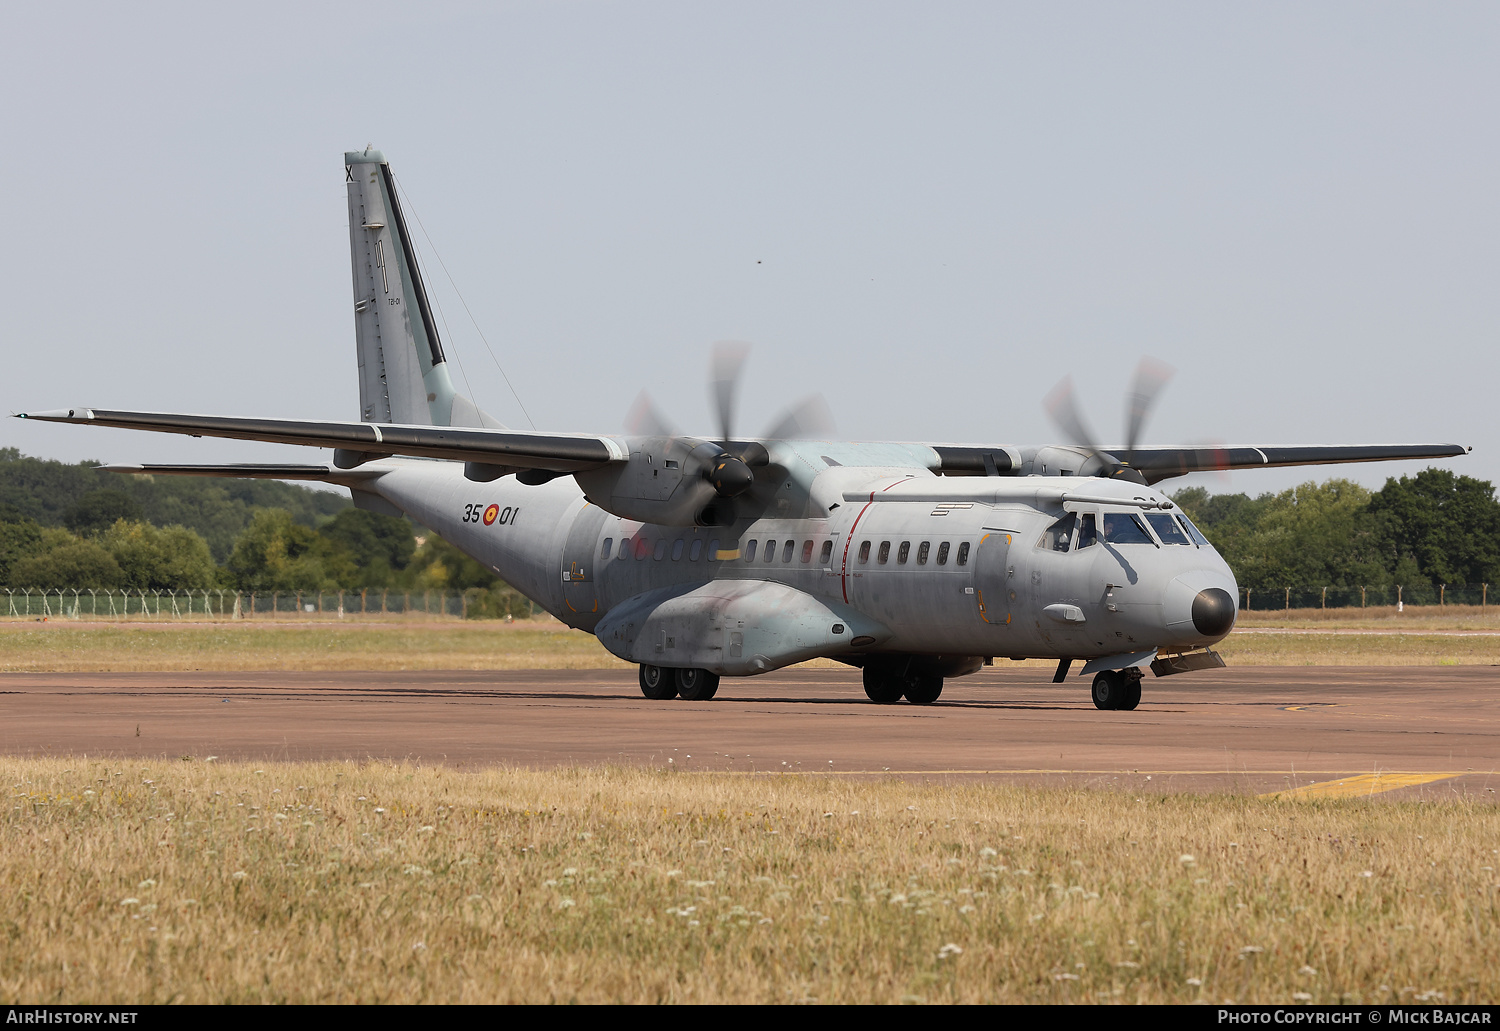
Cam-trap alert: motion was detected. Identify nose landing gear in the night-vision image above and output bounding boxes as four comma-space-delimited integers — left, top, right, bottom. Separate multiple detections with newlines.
1091, 668, 1143, 711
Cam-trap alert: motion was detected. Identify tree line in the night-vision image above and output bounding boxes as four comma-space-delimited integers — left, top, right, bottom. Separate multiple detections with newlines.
2, 449, 1494, 599
0, 450, 512, 604
1172, 468, 1499, 591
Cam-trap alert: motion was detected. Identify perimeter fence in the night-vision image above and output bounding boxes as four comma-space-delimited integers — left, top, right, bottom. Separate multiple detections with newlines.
4, 583, 1494, 620
2, 587, 539, 621
1240, 584, 1493, 611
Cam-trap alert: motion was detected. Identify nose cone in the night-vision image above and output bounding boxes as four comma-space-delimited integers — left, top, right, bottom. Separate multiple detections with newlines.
1192, 588, 1236, 637
1163, 571, 1239, 647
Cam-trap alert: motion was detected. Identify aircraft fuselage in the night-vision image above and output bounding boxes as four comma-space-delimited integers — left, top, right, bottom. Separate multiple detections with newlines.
362, 438, 1237, 676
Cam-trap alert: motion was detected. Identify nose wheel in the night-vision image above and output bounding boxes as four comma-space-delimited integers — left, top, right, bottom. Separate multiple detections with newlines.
1091, 669, 1142, 711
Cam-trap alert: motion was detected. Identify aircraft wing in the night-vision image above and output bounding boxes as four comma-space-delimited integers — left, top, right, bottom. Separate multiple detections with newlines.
16, 408, 623, 475
18, 409, 1468, 488
930, 443, 1468, 483
1118, 444, 1470, 484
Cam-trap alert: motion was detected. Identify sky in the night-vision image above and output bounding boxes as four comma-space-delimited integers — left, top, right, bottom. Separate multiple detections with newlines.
2, 2, 1495, 498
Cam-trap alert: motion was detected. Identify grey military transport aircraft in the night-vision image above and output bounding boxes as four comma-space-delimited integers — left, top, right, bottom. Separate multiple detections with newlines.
19, 149, 1469, 711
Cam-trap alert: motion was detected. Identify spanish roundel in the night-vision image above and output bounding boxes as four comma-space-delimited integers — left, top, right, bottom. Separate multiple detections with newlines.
482, 504, 500, 526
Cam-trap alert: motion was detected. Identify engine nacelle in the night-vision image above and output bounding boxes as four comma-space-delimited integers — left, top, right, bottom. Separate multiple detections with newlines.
573, 436, 755, 526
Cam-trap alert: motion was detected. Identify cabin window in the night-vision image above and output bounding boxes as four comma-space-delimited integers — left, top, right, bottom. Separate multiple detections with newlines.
916, 541, 930, 565
897, 541, 911, 564
764, 539, 776, 563
1145, 512, 1192, 545
634, 536, 650, 560
600, 538, 613, 560
744, 540, 758, 562
936, 541, 950, 565
689, 539, 704, 561
782, 540, 795, 563
801, 540, 815, 563
1176, 515, 1211, 547
820, 540, 834, 564
671, 539, 685, 560
956, 541, 970, 566
654, 538, 668, 560
708, 538, 721, 561
1077, 513, 1098, 549
858, 541, 871, 563
1038, 513, 1076, 552
877, 541, 891, 564
1102, 513, 1155, 545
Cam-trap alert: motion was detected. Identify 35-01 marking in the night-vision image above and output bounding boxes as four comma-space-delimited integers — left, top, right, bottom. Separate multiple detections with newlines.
463, 503, 518, 526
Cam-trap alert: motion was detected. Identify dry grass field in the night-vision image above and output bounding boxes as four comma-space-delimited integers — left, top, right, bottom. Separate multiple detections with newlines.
0, 606, 1498, 672
1237, 604, 1500, 631
0, 620, 631, 673
2, 758, 1496, 1005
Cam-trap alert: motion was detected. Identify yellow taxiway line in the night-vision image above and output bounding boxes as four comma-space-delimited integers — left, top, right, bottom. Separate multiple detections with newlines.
1259, 772, 1461, 799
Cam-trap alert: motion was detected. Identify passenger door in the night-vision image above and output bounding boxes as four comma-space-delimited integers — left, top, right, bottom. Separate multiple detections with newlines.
973, 530, 1014, 627
561, 505, 609, 629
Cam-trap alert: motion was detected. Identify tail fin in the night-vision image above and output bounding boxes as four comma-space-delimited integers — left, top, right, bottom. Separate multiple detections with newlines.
344, 148, 503, 429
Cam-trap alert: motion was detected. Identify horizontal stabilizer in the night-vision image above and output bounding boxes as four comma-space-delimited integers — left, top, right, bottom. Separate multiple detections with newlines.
98, 463, 365, 481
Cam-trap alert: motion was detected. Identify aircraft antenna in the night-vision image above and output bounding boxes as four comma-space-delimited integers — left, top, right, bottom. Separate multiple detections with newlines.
406, 230, 482, 414
392, 173, 537, 430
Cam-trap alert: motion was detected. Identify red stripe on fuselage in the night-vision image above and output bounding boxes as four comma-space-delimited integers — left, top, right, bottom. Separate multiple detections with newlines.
839, 480, 910, 604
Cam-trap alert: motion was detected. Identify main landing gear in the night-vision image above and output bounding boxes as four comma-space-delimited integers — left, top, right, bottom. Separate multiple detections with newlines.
1091, 668, 1143, 711
862, 662, 943, 705
638, 664, 721, 701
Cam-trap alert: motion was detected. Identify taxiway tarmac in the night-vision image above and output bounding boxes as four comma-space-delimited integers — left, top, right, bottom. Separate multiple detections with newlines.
2, 665, 1497, 797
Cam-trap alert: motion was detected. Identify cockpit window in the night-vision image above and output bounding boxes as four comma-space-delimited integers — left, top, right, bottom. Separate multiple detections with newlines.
1101, 513, 1155, 545
1037, 512, 1076, 552
1145, 512, 1192, 545
1176, 514, 1211, 547
1076, 513, 1097, 549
